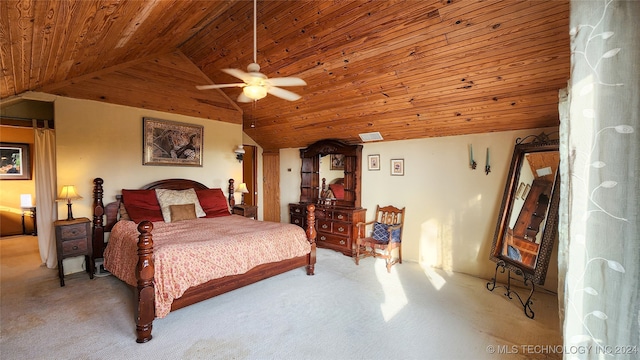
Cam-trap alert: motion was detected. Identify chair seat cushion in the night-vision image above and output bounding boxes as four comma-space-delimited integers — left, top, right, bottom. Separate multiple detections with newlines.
371, 222, 401, 243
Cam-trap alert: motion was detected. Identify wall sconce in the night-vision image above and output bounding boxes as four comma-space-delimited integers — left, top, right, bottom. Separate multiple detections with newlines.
57, 185, 82, 221
469, 144, 477, 169
485, 147, 491, 175
235, 182, 249, 205
234, 145, 246, 162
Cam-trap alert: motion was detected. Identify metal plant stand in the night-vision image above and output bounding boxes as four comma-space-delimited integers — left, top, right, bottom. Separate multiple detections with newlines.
486, 260, 535, 319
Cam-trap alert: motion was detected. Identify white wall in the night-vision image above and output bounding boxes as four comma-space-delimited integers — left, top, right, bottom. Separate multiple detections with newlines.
280, 128, 559, 291
54, 96, 245, 273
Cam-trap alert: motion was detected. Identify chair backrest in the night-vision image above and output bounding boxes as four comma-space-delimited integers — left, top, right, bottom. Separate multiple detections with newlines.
375, 205, 405, 225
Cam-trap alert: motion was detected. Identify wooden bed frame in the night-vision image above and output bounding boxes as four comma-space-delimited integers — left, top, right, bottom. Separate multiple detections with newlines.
91, 177, 317, 343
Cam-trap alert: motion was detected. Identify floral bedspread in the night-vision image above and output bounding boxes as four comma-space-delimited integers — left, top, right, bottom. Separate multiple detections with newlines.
103, 215, 311, 317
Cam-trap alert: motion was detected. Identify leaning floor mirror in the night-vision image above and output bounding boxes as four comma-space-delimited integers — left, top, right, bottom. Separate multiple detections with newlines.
487, 132, 560, 318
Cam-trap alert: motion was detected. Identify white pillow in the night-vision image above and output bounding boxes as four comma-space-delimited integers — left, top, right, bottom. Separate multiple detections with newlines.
155, 188, 206, 222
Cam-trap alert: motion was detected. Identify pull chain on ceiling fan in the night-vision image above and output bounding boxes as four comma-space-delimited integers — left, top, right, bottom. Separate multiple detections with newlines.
196, 0, 306, 102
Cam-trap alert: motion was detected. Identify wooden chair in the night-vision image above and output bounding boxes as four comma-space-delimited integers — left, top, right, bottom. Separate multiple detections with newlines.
355, 205, 405, 272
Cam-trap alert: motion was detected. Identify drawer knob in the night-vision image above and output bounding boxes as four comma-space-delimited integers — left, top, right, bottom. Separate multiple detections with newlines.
337, 215, 344, 219
338, 227, 345, 232
322, 224, 328, 229
340, 240, 345, 245
72, 245, 79, 250
295, 209, 301, 213
320, 236, 326, 241
294, 219, 300, 224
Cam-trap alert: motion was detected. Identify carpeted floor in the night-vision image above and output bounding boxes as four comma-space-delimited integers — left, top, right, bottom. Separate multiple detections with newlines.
1, 235, 562, 360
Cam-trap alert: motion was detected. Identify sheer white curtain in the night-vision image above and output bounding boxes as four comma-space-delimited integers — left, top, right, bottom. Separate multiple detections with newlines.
560, 0, 639, 358
34, 124, 57, 269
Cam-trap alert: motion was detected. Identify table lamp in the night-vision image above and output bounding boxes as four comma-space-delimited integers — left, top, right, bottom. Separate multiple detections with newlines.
57, 185, 82, 220
236, 183, 249, 205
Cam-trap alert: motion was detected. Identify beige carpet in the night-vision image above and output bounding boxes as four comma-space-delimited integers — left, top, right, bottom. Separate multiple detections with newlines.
1, 235, 562, 360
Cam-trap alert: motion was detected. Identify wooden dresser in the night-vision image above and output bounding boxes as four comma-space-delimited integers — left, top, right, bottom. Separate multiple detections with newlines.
290, 203, 366, 256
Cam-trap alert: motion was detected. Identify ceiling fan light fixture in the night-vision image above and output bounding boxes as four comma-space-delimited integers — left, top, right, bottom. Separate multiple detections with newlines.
243, 85, 268, 100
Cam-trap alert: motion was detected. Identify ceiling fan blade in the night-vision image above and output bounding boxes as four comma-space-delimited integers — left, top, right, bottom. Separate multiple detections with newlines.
237, 92, 254, 103
267, 86, 302, 101
266, 77, 307, 87
196, 83, 245, 90
222, 68, 253, 82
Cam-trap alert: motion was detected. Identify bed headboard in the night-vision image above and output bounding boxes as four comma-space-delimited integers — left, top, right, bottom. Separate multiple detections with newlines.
92, 177, 236, 261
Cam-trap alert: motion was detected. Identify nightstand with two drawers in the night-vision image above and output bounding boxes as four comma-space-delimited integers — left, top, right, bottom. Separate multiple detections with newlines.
54, 217, 94, 286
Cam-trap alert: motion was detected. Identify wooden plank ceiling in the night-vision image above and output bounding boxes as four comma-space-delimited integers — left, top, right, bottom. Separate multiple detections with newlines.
0, 0, 570, 151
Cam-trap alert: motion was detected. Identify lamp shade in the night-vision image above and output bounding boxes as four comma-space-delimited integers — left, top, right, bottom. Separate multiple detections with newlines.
20, 194, 33, 208
57, 185, 82, 201
236, 183, 249, 194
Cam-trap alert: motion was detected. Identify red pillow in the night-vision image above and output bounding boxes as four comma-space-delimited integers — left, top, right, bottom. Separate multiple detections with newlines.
121, 189, 164, 223
329, 184, 344, 200
196, 188, 231, 218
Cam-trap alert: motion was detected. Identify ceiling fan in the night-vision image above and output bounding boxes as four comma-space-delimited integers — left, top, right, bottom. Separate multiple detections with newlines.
196, 0, 306, 102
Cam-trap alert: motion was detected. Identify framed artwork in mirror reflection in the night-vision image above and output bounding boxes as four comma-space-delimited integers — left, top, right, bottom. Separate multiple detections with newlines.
0, 142, 31, 180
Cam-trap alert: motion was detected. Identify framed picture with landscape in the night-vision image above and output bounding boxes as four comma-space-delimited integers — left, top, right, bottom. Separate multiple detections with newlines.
0, 142, 31, 180
143, 117, 203, 166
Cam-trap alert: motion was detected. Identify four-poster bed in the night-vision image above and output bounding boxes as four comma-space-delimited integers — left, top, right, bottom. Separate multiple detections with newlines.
91, 177, 317, 343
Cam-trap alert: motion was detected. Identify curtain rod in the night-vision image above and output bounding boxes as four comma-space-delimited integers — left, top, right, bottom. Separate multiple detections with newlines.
0, 116, 53, 129
0, 115, 52, 122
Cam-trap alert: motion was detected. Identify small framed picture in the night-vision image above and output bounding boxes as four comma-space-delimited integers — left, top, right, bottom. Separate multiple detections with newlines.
368, 154, 380, 170
391, 159, 404, 176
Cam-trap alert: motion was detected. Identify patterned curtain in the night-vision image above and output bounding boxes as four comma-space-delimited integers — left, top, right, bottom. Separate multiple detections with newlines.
559, 0, 639, 358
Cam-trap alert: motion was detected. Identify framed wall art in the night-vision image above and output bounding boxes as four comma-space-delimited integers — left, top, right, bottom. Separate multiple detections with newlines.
391, 159, 404, 176
330, 154, 345, 170
143, 117, 203, 166
368, 154, 380, 170
0, 142, 31, 180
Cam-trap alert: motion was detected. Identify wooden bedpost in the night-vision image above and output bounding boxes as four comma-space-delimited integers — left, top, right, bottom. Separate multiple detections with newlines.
228, 179, 235, 207
136, 221, 155, 343
92, 178, 105, 263
306, 204, 316, 275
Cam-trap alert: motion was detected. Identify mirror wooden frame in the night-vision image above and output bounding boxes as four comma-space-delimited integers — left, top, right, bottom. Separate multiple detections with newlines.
489, 133, 560, 286
299, 139, 362, 208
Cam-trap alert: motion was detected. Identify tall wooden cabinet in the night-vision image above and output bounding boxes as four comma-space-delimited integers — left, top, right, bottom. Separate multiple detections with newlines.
289, 139, 366, 256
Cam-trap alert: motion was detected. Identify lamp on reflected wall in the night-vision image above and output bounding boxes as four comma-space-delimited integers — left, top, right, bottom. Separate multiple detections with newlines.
236, 183, 249, 205
57, 185, 82, 221
234, 145, 246, 162
20, 194, 33, 208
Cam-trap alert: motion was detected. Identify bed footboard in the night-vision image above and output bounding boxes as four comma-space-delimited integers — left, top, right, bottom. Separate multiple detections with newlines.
133, 204, 317, 343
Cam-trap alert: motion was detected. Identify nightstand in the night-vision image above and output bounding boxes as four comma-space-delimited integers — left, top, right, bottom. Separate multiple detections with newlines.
233, 204, 258, 219
54, 217, 94, 286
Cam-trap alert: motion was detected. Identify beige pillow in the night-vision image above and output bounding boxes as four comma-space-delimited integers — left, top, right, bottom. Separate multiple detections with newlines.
169, 204, 197, 222
118, 202, 131, 221
155, 188, 206, 222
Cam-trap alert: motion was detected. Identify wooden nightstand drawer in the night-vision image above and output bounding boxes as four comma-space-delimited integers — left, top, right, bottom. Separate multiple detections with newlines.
332, 222, 350, 236
317, 233, 348, 247
62, 238, 88, 256
60, 223, 88, 239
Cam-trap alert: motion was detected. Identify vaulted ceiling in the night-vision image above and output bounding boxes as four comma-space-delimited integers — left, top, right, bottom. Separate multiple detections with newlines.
0, 0, 570, 151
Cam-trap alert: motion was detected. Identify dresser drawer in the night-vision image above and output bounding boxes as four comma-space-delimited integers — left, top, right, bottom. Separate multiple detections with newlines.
317, 219, 332, 232
60, 223, 88, 239
289, 204, 305, 215
331, 211, 351, 221
317, 232, 348, 247
332, 222, 351, 236
290, 214, 305, 228
62, 239, 88, 256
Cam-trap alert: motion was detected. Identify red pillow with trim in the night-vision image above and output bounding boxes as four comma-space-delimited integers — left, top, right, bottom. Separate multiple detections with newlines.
121, 189, 164, 223
196, 188, 231, 218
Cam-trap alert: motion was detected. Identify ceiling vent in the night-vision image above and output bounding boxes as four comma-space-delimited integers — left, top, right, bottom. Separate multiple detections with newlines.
359, 132, 383, 142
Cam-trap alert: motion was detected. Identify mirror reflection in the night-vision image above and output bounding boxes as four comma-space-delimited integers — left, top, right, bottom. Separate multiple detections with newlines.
319, 154, 346, 202
502, 150, 559, 269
